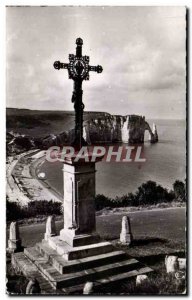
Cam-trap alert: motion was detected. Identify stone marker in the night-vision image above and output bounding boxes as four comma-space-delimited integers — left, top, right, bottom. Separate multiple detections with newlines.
175, 271, 186, 281
178, 258, 186, 271
175, 271, 186, 293
26, 279, 41, 294
83, 281, 94, 294
44, 215, 56, 241
136, 274, 149, 286
165, 255, 179, 273
7, 221, 22, 253
120, 216, 133, 245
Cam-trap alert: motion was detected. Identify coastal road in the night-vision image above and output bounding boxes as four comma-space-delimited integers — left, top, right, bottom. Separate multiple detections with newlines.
13, 207, 186, 248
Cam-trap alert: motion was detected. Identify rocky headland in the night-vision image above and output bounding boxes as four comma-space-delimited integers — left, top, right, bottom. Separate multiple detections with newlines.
6, 108, 158, 206
6, 109, 158, 155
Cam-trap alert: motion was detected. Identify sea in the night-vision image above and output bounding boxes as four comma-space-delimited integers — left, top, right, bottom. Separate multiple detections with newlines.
39, 119, 186, 198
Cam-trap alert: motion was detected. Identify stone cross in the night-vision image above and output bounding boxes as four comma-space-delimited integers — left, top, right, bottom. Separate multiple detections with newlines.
53, 38, 103, 148
120, 216, 133, 245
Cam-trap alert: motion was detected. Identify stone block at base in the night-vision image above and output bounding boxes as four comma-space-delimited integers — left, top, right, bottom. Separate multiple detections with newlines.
12, 239, 153, 294
59, 229, 100, 247
46, 236, 114, 260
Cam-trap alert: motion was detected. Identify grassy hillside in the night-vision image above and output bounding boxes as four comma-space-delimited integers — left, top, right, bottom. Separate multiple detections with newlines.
6, 108, 109, 138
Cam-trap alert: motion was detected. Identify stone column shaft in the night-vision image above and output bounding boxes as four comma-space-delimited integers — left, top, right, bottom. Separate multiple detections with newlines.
60, 158, 99, 247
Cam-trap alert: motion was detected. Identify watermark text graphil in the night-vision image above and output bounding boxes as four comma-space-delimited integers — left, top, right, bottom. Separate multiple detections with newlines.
46, 145, 147, 163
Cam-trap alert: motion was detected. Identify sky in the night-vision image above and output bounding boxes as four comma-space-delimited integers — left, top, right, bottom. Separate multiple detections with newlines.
6, 6, 186, 119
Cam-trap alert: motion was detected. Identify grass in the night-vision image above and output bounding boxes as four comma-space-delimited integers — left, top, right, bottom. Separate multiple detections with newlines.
6, 207, 185, 248
116, 268, 186, 295
7, 216, 186, 293
6, 211, 186, 295
112, 237, 185, 259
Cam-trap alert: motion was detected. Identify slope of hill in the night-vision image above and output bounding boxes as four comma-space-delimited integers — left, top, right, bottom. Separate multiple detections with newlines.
6, 108, 108, 138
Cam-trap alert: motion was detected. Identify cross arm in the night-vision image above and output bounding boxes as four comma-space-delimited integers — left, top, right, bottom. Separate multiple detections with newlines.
53, 61, 69, 70
89, 65, 103, 73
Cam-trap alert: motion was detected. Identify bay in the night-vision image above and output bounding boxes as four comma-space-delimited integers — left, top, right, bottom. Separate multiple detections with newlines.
40, 119, 186, 198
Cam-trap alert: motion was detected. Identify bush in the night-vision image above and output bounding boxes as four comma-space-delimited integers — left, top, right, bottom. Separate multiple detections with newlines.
135, 181, 174, 205
95, 194, 112, 211
6, 200, 27, 221
28, 200, 62, 216
173, 180, 186, 202
7, 180, 185, 219
6, 199, 62, 222
94, 180, 183, 211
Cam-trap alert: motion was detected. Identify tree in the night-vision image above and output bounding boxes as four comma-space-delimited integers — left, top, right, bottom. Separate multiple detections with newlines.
135, 181, 157, 205
135, 181, 171, 205
173, 180, 186, 202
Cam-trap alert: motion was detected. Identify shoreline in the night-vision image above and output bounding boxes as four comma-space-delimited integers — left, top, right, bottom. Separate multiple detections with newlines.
29, 153, 63, 201
6, 149, 186, 222
6, 150, 62, 205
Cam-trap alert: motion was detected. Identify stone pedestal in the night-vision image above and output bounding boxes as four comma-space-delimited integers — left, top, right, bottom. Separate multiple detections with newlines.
59, 155, 100, 247
11, 154, 153, 293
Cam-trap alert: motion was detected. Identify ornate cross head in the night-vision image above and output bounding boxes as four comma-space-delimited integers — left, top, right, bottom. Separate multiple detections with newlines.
53, 38, 103, 81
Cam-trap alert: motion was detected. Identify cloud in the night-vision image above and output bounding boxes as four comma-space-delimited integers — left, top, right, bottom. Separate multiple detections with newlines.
6, 6, 186, 119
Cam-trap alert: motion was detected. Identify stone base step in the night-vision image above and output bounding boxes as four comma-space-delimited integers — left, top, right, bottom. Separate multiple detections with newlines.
24, 247, 141, 289
62, 266, 153, 294
12, 240, 153, 294
11, 252, 59, 294
31, 243, 126, 274
45, 258, 140, 289
59, 231, 100, 247
44, 236, 114, 260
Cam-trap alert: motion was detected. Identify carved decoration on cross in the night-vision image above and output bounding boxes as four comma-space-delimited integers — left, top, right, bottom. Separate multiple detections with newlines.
53, 38, 102, 80
53, 38, 103, 148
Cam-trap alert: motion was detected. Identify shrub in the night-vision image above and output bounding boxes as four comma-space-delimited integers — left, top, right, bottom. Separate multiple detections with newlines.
6, 200, 27, 221
95, 194, 112, 210
6, 199, 62, 222
7, 180, 185, 219
94, 180, 183, 211
173, 180, 186, 202
28, 200, 62, 216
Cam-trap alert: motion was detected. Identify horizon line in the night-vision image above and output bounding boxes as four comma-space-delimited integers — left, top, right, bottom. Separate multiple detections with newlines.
6, 107, 186, 121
